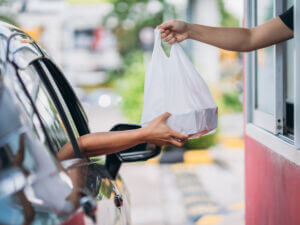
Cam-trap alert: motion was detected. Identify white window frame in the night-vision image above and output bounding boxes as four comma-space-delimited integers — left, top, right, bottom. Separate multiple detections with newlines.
295, 0, 300, 148
245, 0, 300, 163
249, 0, 284, 134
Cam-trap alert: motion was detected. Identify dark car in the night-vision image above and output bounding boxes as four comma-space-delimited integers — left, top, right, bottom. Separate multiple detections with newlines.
0, 22, 160, 225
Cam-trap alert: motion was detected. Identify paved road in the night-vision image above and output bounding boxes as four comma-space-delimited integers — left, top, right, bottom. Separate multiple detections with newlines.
121, 146, 244, 225
83, 101, 244, 225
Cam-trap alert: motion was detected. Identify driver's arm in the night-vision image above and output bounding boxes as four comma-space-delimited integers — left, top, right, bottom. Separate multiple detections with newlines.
57, 112, 187, 161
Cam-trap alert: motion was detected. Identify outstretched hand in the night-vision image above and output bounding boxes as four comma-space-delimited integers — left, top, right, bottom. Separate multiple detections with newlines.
157, 20, 189, 45
142, 112, 188, 147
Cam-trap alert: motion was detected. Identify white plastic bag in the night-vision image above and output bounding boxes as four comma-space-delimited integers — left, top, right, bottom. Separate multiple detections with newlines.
141, 29, 218, 138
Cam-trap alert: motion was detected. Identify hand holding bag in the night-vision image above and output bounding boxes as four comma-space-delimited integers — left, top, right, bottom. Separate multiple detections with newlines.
141, 29, 218, 138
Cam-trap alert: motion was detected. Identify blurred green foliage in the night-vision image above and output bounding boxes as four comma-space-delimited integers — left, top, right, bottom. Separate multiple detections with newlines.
222, 91, 243, 112
217, 0, 242, 113
114, 50, 145, 123
103, 0, 175, 57
218, 0, 239, 27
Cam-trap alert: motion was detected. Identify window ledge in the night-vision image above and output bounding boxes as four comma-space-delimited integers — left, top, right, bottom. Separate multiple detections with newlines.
246, 123, 300, 165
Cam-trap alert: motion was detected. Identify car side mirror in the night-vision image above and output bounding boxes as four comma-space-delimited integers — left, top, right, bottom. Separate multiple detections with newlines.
105, 123, 161, 179
110, 123, 161, 162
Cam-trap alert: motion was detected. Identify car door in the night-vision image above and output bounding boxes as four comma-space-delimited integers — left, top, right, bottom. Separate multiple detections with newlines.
0, 62, 80, 225
26, 59, 131, 225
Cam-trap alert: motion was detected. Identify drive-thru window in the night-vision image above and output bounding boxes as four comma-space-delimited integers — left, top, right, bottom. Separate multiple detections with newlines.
244, 1, 300, 225
245, 0, 298, 153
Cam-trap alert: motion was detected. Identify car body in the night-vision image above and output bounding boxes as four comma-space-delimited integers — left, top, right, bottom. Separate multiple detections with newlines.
0, 22, 160, 225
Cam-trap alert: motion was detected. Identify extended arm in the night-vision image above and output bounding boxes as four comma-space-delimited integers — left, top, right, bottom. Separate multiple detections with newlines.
158, 17, 293, 52
57, 113, 188, 161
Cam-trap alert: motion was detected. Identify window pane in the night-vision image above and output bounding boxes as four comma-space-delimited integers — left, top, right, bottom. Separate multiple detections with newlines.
39, 61, 79, 138
286, 1, 294, 103
35, 85, 70, 151
286, 38, 294, 103
285, 1, 294, 135
19, 65, 71, 154
255, 0, 274, 114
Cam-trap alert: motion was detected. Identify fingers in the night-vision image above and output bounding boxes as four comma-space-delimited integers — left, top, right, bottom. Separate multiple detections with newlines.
171, 130, 188, 141
152, 137, 186, 147
164, 32, 173, 42
169, 138, 185, 147
159, 112, 171, 121
161, 29, 170, 38
159, 21, 177, 45
168, 38, 176, 45
161, 32, 177, 45
159, 112, 188, 140
157, 20, 174, 30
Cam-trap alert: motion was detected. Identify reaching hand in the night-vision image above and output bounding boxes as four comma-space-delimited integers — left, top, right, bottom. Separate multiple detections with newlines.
157, 20, 189, 45
142, 112, 188, 147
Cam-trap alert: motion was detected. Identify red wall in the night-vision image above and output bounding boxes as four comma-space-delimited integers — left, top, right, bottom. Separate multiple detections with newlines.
245, 136, 300, 225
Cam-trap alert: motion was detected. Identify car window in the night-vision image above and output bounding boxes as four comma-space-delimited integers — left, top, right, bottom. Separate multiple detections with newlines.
38, 61, 80, 138
9, 77, 55, 153
17, 65, 71, 154
41, 59, 108, 162
42, 59, 89, 136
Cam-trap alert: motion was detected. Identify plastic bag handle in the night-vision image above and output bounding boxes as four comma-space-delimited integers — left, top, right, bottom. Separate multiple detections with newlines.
154, 29, 175, 59
154, 29, 162, 49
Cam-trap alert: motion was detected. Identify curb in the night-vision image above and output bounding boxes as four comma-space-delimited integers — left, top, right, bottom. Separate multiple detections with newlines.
218, 135, 244, 149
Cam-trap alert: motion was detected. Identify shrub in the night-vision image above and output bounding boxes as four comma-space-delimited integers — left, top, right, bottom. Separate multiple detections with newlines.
115, 51, 145, 123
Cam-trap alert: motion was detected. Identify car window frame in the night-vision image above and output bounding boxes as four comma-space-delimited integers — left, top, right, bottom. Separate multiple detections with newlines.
40, 59, 108, 163
16, 59, 83, 158
41, 58, 90, 136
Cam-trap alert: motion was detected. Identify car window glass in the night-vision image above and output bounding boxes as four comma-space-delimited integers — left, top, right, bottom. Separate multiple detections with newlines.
39, 61, 80, 138
18, 65, 71, 154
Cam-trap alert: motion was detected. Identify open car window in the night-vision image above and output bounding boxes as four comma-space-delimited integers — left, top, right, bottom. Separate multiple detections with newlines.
40, 59, 106, 162
16, 64, 72, 154
41, 59, 89, 136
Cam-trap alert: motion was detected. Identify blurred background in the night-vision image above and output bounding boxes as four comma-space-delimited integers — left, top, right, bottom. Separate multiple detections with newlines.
1, 0, 244, 224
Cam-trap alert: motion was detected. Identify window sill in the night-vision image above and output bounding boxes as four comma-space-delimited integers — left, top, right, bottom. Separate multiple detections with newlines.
246, 123, 300, 165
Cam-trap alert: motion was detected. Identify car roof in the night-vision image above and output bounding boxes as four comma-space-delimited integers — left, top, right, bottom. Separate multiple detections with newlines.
0, 21, 47, 85
0, 22, 43, 141
0, 21, 20, 39
0, 21, 25, 57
